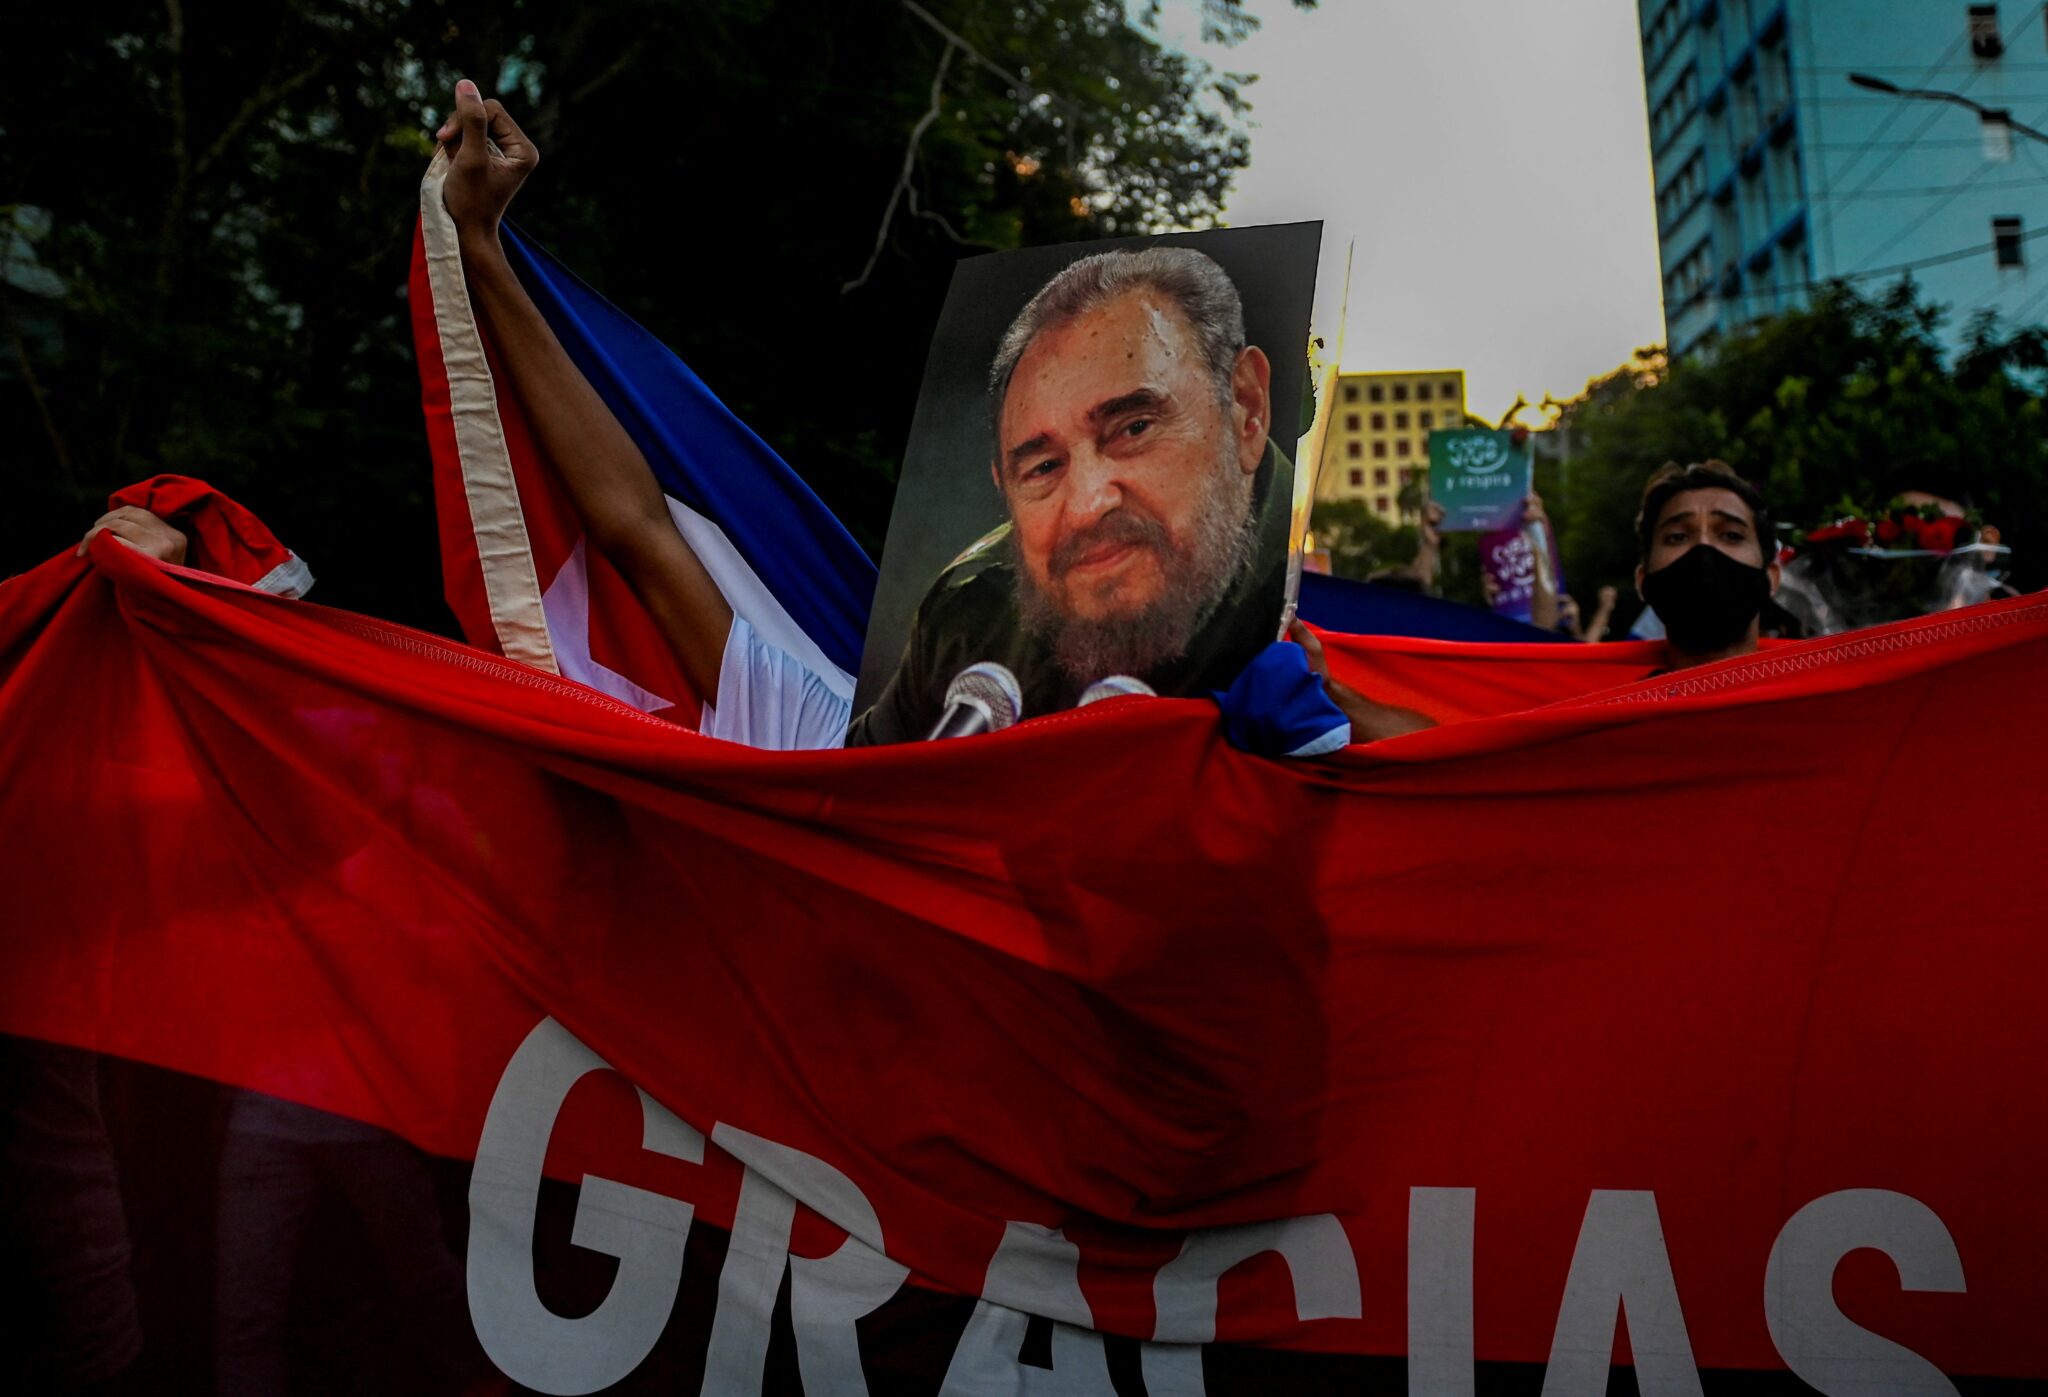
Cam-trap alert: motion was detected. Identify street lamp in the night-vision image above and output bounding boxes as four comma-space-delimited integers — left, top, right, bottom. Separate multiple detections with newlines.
1847, 72, 2048, 148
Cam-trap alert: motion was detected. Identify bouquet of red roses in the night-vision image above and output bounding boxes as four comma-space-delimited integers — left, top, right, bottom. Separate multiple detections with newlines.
1776, 495, 2008, 636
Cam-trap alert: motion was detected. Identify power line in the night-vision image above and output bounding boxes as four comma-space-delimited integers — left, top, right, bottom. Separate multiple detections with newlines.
1836, 101, 1969, 203
1846, 173, 2048, 199
2005, 280, 2048, 325
1833, 1, 2047, 201
1809, 137, 2025, 148
1795, 63, 2048, 73
1849, 126, 2048, 272
1805, 93, 2048, 105
1850, 161, 2000, 269
1824, 24, 1969, 193
1701, 225, 2048, 304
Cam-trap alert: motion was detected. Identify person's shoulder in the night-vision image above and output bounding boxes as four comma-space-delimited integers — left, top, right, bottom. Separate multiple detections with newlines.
937, 522, 1015, 587
916, 522, 1017, 625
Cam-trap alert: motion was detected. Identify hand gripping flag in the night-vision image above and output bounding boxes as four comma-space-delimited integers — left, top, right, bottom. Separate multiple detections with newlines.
409, 149, 875, 728
4, 516, 2048, 1390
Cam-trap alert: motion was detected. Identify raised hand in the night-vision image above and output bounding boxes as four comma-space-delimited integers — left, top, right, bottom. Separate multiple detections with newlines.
434, 79, 538, 247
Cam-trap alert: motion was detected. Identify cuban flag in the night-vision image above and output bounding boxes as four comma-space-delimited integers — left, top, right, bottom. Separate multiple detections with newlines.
408, 150, 874, 727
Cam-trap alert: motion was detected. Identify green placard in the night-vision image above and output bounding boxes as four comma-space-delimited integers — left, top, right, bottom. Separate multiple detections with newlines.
1428, 428, 1531, 532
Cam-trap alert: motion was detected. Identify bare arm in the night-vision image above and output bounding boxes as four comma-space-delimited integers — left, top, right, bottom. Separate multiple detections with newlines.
1290, 620, 1436, 742
1522, 492, 1559, 632
1582, 585, 1617, 645
1410, 499, 1444, 595
436, 80, 731, 698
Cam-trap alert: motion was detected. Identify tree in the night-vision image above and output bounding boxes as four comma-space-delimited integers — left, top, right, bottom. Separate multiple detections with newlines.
1540, 284, 2048, 621
1, 0, 1313, 629
1308, 498, 1414, 581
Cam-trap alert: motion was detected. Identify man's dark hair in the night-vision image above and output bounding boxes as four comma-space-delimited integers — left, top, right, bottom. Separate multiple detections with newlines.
986, 246, 1246, 447
1635, 459, 1776, 564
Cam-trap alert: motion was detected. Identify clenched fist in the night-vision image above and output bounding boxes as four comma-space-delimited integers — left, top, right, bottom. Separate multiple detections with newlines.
433, 78, 539, 249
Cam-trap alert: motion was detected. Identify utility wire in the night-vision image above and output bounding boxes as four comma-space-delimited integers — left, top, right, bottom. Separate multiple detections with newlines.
1849, 122, 2048, 272
1702, 225, 2048, 304
1849, 159, 2000, 269
1824, 25, 1968, 193
2004, 279, 2048, 325
1834, 1, 2046, 203
1844, 173, 2048, 199
1809, 137, 2032, 149
1795, 63, 2048, 73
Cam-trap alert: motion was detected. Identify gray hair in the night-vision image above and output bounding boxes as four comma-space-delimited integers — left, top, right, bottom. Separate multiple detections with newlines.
987, 246, 1247, 446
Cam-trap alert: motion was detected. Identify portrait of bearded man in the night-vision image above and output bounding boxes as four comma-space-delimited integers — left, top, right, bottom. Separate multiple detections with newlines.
847, 244, 1296, 747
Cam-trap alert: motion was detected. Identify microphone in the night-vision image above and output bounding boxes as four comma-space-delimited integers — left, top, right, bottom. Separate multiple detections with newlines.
925, 662, 1023, 740
1078, 675, 1157, 706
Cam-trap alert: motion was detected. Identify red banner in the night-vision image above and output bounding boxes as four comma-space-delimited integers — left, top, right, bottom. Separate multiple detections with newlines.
3, 537, 2044, 1390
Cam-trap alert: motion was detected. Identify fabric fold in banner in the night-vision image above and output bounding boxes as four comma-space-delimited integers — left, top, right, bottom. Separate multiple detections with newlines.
3, 538, 2046, 1386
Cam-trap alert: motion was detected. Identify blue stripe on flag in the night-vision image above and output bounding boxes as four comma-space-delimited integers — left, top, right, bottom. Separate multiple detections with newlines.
501, 226, 877, 680
1296, 571, 1570, 643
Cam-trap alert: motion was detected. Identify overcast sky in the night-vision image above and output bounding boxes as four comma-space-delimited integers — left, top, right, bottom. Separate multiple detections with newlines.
1157, 0, 1668, 422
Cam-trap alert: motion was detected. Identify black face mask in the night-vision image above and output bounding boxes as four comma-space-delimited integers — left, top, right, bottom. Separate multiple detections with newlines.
1642, 543, 1772, 654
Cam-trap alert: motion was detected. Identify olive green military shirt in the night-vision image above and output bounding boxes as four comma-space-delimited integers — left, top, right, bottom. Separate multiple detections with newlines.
846, 442, 1293, 747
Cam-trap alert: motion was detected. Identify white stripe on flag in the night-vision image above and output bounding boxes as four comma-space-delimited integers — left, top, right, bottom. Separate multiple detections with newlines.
666, 496, 857, 700
539, 540, 678, 713
420, 149, 559, 673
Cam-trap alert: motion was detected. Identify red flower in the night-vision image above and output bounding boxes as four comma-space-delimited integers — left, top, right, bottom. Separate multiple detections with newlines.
1873, 516, 1907, 546
1915, 516, 1967, 553
1806, 519, 1869, 546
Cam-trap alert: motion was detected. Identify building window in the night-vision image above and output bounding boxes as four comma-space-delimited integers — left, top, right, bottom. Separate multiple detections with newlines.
1371, 412, 1386, 430
1419, 410, 1434, 429
1343, 383, 1360, 403
1375, 496, 1390, 513
1401, 468, 1418, 484
1394, 411, 1410, 429
1345, 412, 1361, 430
1983, 109, 2015, 162
1392, 384, 1409, 402
1348, 468, 1364, 487
1970, 5, 2004, 60
1396, 439, 1412, 457
1442, 379, 1457, 398
1373, 467, 1389, 486
1994, 215, 2025, 266
1346, 441, 1363, 459
1659, 150, 1709, 225
1368, 384, 1384, 403
1417, 382, 1433, 402
1372, 441, 1388, 459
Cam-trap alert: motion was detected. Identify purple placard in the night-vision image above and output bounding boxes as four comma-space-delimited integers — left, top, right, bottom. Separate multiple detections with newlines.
1480, 521, 1565, 627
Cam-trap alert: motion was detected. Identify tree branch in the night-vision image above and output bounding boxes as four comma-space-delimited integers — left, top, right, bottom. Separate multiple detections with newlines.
0, 282, 74, 482
841, 39, 956, 294
195, 53, 333, 178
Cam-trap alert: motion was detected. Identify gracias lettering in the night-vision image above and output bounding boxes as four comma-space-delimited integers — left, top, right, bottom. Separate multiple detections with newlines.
467, 1018, 1965, 1396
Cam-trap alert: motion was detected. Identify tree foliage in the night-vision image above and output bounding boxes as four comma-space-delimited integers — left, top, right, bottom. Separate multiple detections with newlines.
1, 0, 1304, 629
1307, 499, 1415, 582
1540, 283, 2048, 624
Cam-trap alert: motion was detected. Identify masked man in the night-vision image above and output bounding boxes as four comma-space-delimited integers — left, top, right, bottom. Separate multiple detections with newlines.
1634, 459, 1781, 673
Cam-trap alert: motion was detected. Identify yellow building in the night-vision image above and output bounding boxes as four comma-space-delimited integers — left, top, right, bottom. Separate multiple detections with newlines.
1316, 369, 1468, 522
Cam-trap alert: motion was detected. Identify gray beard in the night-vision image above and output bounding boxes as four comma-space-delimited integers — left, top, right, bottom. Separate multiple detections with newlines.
1014, 455, 1258, 687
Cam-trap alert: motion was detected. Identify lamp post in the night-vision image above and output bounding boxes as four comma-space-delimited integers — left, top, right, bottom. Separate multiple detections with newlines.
1847, 72, 2048, 148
